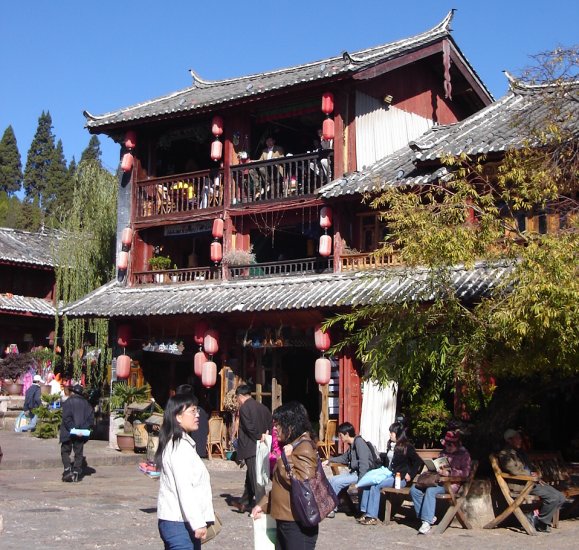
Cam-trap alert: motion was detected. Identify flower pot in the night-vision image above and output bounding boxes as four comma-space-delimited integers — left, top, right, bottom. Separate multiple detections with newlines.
3, 382, 23, 396
116, 433, 135, 453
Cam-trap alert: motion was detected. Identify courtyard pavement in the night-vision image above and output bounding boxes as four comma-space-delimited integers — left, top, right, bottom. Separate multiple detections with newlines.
1, 427, 578, 549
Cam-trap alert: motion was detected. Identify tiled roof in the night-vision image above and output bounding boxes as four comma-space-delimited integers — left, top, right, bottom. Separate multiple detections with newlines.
85, 12, 489, 130
0, 227, 62, 267
0, 294, 56, 317
62, 262, 512, 319
320, 77, 579, 198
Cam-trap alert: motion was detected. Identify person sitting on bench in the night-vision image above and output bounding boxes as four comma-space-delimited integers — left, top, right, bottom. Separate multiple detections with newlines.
499, 428, 566, 533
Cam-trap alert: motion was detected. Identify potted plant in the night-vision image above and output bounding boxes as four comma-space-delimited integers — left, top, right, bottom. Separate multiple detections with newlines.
222, 246, 256, 270
148, 255, 173, 283
110, 382, 152, 452
0, 353, 33, 395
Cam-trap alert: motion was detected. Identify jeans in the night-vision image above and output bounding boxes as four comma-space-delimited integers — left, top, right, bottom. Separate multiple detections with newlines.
328, 471, 358, 500
360, 476, 407, 518
158, 520, 201, 550
275, 520, 318, 550
531, 484, 566, 525
410, 484, 446, 523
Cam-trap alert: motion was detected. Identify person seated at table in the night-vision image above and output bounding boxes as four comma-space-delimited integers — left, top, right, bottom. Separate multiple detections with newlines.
500, 428, 566, 533
358, 421, 422, 525
410, 430, 471, 535
255, 137, 285, 198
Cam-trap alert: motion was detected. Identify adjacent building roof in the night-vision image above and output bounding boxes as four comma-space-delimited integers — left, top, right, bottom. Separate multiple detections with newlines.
0, 227, 62, 268
84, 11, 490, 131
62, 263, 512, 319
320, 77, 579, 198
0, 294, 56, 317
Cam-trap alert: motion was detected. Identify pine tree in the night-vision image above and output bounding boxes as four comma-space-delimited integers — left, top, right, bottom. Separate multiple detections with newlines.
14, 197, 42, 231
0, 126, 23, 195
80, 135, 102, 165
23, 111, 56, 210
45, 138, 72, 221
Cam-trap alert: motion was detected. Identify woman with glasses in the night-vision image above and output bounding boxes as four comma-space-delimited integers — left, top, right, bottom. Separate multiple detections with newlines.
156, 394, 216, 549
410, 430, 471, 535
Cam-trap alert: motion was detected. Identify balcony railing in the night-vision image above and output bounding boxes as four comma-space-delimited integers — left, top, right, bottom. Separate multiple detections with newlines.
135, 169, 223, 220
341, 252, 401, 271
230, 151, 333, 205
133, 266, 222, 285
227, 257, 333, 280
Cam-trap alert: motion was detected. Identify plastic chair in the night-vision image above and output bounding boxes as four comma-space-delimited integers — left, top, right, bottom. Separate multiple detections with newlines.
206, 416, 225, 460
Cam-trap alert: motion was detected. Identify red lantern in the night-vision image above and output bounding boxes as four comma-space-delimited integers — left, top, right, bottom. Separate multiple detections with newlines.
201, 361, 217, 388
315, 357, 332, 385
204, 329, 219, 355
194, 350, 209, 377
319, 234, 332, 257
211, 116, 224, 137
116, 354, 131, 379
321, 92, 334, 114
118, 251, 129, 270
117, 325, 132, 347
210, 139, 223, 161
320, 207, 333, 229
314, 324, 331, 352
212, 218, 224, 239
322, 117, 335, 141
121, 152, 134, 172
124, 130, 137, 149
210, 241, 223, 263
121, 227, 133, 247
194, 321, 208, 345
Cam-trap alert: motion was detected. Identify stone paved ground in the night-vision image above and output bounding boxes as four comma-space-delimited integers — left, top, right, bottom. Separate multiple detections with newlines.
1, 428, 578, 549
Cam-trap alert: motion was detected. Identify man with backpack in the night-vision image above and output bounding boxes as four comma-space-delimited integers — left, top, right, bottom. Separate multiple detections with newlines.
323, 422, 379, 517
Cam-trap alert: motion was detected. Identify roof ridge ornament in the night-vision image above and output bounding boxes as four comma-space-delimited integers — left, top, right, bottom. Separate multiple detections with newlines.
188, 68, 214, 88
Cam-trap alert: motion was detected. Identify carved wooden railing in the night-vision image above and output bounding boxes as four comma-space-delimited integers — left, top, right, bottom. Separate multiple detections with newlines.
135, 168, 223, 220
133, 266, 222, 285
227, 257, 334, 280
230, 151, 333, 205
341, 252, 401, 271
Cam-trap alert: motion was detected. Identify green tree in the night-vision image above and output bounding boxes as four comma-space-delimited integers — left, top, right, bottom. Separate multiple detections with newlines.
0, 126, 23, 195
14, 197, 42, 231
23, 111, 56, 211
80, 135, 102, 165
45, 139, 73, 222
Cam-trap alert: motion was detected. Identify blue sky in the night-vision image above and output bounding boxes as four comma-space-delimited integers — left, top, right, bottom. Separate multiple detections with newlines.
1, 1, 577, 175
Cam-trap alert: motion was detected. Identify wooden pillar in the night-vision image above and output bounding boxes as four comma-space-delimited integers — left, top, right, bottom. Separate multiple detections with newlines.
339, 351, 362, 433
319, 383, 329, 440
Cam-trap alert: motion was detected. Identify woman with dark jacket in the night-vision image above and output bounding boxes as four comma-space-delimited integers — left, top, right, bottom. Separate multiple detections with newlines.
358, 422, 422, 525
251, 401, 319, 549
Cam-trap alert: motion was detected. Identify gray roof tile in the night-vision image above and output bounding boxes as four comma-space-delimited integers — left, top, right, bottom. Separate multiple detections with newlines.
0, 228, 62, 267
0, 294, 56, 317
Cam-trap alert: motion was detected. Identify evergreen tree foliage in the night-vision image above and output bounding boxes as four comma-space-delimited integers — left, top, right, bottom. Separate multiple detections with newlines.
23, 111, 56, 210
45, 139, 73, 222
14, 197, 42, 231
0, 126, 23, 195
80, 135, 102, 165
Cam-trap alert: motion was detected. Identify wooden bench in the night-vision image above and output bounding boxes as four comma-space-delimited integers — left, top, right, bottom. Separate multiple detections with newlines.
380, 451, 478, 534
485, 451, 579, 535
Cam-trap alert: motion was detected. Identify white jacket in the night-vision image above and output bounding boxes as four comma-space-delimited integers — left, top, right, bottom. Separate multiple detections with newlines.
157, 434, 215, 530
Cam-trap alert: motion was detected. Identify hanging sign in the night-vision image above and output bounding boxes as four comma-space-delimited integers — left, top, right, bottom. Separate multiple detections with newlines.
164, 220, 213, 236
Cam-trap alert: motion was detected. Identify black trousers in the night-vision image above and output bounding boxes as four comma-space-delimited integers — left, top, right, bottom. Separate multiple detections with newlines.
531, 483, 566, 525
275, 520, 318, 550
243, 455, 265, 505
61, 436, 87, 472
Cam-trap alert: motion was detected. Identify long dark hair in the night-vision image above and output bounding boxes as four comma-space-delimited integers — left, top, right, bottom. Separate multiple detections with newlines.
389, 422, 410, 452
272, 401, 312, 444
155, 393, 198, 470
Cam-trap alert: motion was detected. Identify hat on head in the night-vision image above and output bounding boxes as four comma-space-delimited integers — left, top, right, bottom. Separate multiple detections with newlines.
504, 428, 520, 442
71, 384, 84, 395
33, 374, 43, 383
442, 430, 461, 445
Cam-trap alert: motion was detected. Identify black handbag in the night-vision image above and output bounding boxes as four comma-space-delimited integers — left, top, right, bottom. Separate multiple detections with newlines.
414, 471, 440, 489
281, 440, 339, 527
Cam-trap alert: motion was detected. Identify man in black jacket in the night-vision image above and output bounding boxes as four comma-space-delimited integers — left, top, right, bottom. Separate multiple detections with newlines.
234, 384, 272, 510
19, 374, 42, 432
60, 384, 94, 482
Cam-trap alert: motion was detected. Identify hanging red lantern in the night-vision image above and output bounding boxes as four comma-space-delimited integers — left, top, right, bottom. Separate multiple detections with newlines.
121, 227, 133, 247
321, 92, 334, 114
314, 324, 331, 352
315, 357, 332, 385
319, 234, 332, 257
121, 152, 134, 172
320, 207, 333, 229
201, 361, 217, 388
118, 251, 129, 270
117, 325, 132, 347
204, 329, 219, 355
194, 320, 209, 345
212, 218, 224, 239
210, 139, 223, 161
211, 116, 224, 137
210, 241, 223, 263
124, 130, 137, 149
194, 350, 209, 377
116, 354, 131, 379
322, 117, 335, 141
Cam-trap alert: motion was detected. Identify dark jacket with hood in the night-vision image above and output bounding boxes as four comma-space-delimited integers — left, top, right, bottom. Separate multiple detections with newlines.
59, 391, 94, 443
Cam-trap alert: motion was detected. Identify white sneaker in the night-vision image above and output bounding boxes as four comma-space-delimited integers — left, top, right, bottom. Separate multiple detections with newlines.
431, 516, 437, 525
418, 521, 431, 535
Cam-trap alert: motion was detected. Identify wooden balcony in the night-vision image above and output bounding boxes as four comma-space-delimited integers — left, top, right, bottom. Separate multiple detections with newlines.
227, 257, 334, 280
133, 266, 222, 285
135, 168, 223, 221
231, 151, 333, 205
341, 252, 401, 271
